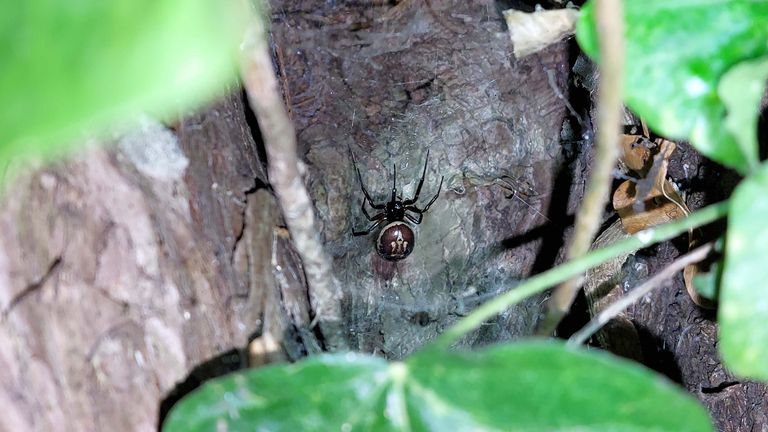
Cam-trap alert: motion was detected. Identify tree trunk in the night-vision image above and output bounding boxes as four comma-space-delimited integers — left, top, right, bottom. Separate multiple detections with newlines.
568, 55, 768, 432
269, 0, 570, 359
5, 1, 761, 431
0, 91, 308, 431
0, 2, 571, 429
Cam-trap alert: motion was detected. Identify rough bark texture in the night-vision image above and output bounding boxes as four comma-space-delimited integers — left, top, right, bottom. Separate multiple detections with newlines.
269, 0, 569, 359
0, 91, 316, 431
241, 14, 349, 351
4, 1, 761, 431
621, 145, 768, 432
570, 56, 768, 430
0, 2, 573, 429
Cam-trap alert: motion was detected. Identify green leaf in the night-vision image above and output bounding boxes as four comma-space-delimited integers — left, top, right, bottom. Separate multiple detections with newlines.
693, 237, 725, 303
0, 0, 243, 166
163, 342, 713, 431
693, 262, 721, 303
719, 56, 768, 173
720, 163, 768, 379
576, 0, 768, 174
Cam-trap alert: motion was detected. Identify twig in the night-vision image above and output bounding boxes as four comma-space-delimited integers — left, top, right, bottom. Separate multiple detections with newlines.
567, 242, 714, 347
428, 201, 728, 350
239, 1, 347, 350
538, 0, 625, 335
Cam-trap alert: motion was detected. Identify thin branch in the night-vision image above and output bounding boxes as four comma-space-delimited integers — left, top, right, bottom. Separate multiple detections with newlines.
428, 201, 728, 350
568, 242, 714, 347
538, 0, 625, 335
239, 1, 347, 350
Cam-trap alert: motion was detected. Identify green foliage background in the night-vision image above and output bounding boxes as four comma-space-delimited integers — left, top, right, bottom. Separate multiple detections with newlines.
3, 0, 768, 430
0, 0, 242, 167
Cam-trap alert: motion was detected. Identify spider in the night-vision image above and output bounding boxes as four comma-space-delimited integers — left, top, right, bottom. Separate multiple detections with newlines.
351, 150, 444, 261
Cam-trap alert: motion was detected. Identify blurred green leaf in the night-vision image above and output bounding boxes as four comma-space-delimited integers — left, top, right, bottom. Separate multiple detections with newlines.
163, 342, 712, 431
721, 163, 768, 379
576, 0, 768, 174
719, 56, 768, 173
0, 0, 242, 167
693, 263, 721, 303
693, 237, 725, 303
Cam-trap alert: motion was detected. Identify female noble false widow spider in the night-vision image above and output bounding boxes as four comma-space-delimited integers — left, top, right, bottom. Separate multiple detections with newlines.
351, 150, 444, 261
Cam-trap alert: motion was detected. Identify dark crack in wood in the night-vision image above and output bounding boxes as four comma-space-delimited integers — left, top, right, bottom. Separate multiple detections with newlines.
4, 256, 62, 317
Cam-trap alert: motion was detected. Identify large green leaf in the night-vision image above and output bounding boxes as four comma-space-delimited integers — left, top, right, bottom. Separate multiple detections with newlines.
720, 163, 768, 379
0, 0, 242, 166
576, 0, 768, 174
163, 342, 712, 431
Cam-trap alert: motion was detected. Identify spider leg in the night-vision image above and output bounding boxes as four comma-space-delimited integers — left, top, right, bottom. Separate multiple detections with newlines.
404, 175, 443, 221
391, 163, 397, 203
361, 200, 386, 222
403, 149, 430, 206
351, 149, 386, 209
419, 175, 444, 213
353, 218, 386, 236
404, 211, 422, 225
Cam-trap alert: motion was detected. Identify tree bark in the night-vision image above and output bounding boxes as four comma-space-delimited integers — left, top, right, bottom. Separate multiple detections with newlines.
0, 1, 574, 429
0, 91, 314, 431
570, 57, 768, 431
269, 0, 570, 358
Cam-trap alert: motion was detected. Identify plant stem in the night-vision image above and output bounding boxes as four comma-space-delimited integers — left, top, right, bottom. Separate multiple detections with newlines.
240, 0, 348, 350
428, 200, 728, 351
567, 241, 714, 347
538, 0, 626, 336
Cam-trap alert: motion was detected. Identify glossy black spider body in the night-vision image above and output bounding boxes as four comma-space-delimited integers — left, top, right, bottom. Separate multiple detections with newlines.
351, 150, 443, 261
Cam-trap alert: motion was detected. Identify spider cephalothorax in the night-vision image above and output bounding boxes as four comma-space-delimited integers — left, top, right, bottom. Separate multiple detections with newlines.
351, 150, 443, 261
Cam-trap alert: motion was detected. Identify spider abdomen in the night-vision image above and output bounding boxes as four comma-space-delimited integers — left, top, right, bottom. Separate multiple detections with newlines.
376, 221, 415, 261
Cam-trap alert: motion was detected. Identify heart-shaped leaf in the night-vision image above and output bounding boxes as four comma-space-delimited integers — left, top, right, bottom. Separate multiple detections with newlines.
576, 0, 768, 174
163, 342, 712, 431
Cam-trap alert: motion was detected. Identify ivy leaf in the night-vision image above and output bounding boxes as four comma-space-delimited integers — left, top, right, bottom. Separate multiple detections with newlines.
719, 56, 768, 171
576, 0, 768, 174
720, 163, 768, 379
163, 342, 712, 431
0, 0, 242, 167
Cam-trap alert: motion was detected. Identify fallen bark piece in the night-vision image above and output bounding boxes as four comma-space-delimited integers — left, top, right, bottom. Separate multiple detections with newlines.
504, 8, 578, 58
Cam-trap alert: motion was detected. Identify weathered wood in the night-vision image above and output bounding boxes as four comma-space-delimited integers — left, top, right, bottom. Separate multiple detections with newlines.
627, 233, 768, 432
0, 1, 666, 429
0, 91, 304, 430
269, 0, 570, 358
570, 52, 768, 431
241, 15, 348, 350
